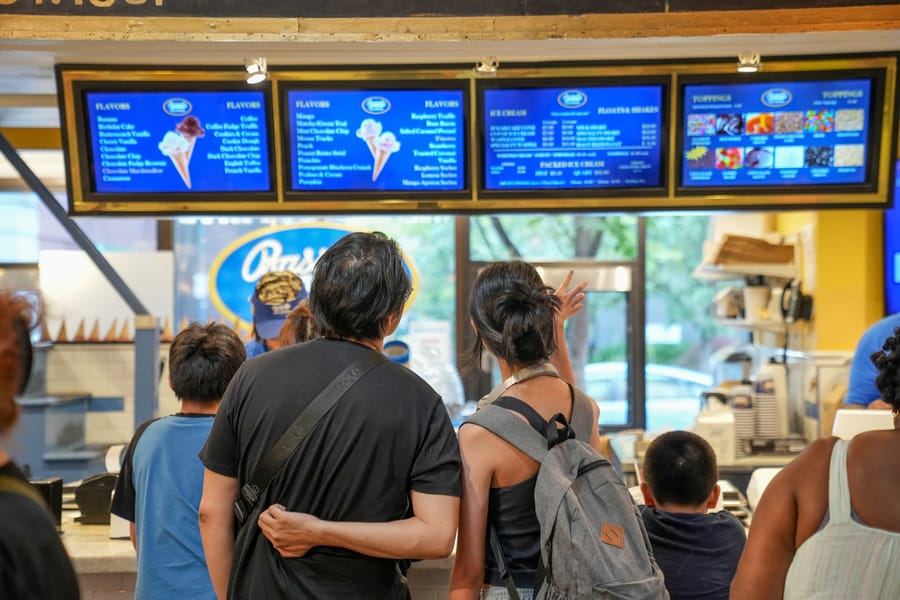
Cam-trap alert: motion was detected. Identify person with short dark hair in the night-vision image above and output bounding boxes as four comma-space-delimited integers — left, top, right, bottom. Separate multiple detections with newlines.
199, 231, 461, 599
732, 327, 900, 599
111, 322, 245, 600
639, 430, 745, 600
245, 270, 307, 358
0, 291, 80, 600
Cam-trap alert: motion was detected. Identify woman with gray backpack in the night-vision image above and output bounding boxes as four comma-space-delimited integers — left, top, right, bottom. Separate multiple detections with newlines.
449, 261, 668, 600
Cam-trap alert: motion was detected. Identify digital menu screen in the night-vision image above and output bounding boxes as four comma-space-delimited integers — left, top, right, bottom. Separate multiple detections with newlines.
480, 84, 665, 192
285, 87, 466, 193
681, 78, 874, 189
886, 161, 900, 315
84, 89, 272, 194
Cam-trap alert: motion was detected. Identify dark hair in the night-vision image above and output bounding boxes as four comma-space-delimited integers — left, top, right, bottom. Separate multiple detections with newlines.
466, 261, 560, 368
643, 430, 718, 507
872, 326, 900, 412
278, 299, 317, 347
168, 322, 246, 404
0, 292, 39, 433
309, 231, 411, 340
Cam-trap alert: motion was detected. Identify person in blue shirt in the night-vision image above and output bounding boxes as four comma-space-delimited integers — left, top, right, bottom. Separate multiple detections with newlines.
111, 322, 246, 600
639, 430, 746, 600
844, 313, 900, 409
244, 270, 307, 358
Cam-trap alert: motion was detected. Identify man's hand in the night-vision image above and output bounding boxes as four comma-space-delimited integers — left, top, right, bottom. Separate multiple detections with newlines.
258, 504, 321, 558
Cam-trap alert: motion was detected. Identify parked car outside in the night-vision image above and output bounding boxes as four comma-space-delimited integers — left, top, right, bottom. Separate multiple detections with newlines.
583, 361, 713, 432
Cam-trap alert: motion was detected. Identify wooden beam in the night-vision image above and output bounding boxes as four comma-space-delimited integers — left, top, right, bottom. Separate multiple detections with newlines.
1, 7, 899, 42
0, 128, 62, 150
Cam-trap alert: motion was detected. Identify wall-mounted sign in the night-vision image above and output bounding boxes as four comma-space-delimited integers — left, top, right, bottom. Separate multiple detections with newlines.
478, 80, 667, 197
55, 56, 898, 214
84, 89, 272, 194
208, 223, 419, 329
281, 82, 470, 200
679, 77, 876, 190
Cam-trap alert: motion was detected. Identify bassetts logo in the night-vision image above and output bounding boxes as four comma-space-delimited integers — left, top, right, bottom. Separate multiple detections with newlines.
209, 223, 419, 333
162, 98, 192, 116
362, 96, 391, 115
761, 88, 793, 108
558, 90, 588, 109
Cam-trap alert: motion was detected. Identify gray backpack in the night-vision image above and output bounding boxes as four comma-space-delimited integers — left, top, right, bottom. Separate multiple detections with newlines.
466, 388, 668, 600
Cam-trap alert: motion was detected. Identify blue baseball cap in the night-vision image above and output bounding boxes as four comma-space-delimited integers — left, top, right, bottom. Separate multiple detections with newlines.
250, 271, 308, 340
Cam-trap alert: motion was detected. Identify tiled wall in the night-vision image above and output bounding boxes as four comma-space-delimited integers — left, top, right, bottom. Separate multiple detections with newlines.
45, 343, 178, 445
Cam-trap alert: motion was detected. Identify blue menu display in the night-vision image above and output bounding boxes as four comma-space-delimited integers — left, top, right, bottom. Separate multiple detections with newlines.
286, 89, 465, 192
681, 79, 872, 188
481, 85, 664, 190
886, 161, 900, 315
85, 90, 271, 193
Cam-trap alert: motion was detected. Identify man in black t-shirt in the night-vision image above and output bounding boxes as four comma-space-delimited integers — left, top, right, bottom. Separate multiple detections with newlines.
199, 232, 460, 599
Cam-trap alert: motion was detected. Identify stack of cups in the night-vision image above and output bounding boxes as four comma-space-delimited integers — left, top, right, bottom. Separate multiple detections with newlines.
754, 360, 790, 438
729, 384, 755, 459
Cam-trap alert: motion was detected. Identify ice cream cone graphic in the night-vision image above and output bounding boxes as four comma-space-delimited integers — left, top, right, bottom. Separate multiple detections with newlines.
170, 152, 191, 188
175, 116, 205, 167
356, 119, 382, 159
372, 132, 400, 182
158, 131, 192, 189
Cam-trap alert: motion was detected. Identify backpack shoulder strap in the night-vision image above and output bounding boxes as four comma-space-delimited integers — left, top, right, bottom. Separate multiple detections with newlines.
464, 404, 549, 463
569, 384, 597, 441
494, 396, 549, 433
0, 474, 46, 508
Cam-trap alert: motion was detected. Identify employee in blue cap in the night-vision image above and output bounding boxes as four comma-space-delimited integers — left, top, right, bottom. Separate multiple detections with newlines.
245, 270, 307, 358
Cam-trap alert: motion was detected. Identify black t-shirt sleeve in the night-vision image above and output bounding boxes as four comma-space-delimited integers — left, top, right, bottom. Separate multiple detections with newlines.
110, 418, 159, 522
408, 398, 461, 497
199, 365, 245, 478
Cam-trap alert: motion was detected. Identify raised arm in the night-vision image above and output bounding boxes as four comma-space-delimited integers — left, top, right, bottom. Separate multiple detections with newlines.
551, 270, 587, 385
258, 491, 458, 560
199, 469, 239, 600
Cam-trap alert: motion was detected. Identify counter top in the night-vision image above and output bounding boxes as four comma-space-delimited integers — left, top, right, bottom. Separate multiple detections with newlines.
61, 514, 136, 574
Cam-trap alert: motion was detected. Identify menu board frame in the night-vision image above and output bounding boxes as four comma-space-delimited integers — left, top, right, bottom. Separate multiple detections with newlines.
57, 67, 280, 214
476, 75, 670, 200
276, 75, 471, 202
676, 68, 888, 199
55, 56, 898, 215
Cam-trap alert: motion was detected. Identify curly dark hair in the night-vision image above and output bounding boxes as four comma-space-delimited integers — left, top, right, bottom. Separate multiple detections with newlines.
871, 326, 900, 412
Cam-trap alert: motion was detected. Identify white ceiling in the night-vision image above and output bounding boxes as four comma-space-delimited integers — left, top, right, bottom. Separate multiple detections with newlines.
1, 30, 900, 128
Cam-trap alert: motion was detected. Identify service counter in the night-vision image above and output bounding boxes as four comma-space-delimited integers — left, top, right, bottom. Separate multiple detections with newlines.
60, 511, 454, 600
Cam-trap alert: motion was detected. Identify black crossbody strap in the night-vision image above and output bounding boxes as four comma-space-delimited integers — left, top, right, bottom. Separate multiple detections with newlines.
235, 351, 387, 522
488, 523, 521, 600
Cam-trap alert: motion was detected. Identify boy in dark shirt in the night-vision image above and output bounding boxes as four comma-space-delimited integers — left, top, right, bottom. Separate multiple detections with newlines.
639, 430, 746, 600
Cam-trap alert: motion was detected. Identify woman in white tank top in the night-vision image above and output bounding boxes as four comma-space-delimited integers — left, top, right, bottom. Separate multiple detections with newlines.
731, 326, 900, 599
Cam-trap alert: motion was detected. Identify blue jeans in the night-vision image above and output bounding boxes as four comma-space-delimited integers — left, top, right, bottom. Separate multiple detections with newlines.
480, 586, 534, 600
